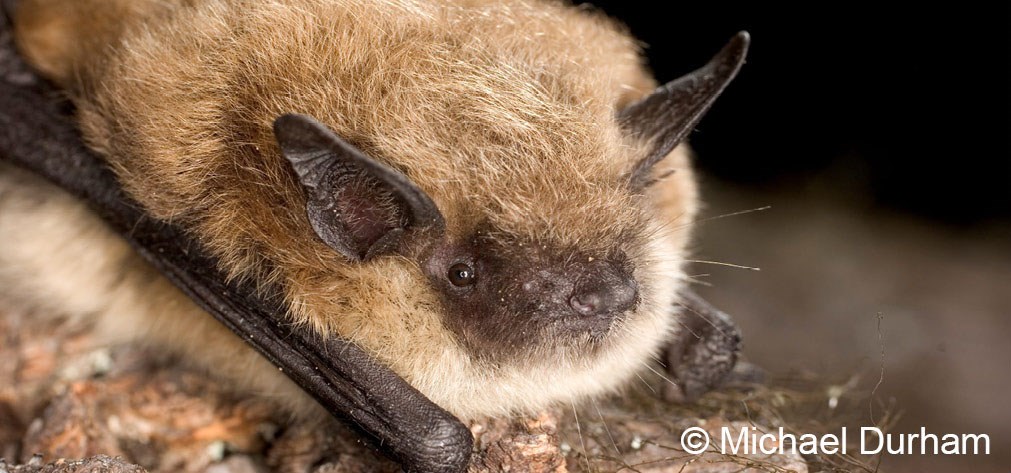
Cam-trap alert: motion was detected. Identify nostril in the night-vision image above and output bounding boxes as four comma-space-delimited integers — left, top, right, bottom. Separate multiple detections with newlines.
570, 292, 602, 315
570, 279, 638, 316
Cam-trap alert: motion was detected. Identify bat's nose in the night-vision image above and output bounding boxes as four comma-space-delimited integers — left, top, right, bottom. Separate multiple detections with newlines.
569, 268, 638, 316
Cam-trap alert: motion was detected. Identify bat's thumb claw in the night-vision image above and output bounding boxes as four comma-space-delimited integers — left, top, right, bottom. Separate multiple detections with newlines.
662, 291, 744, 403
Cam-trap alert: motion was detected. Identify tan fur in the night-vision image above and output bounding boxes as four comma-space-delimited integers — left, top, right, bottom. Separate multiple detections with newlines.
6, 0, 699, 419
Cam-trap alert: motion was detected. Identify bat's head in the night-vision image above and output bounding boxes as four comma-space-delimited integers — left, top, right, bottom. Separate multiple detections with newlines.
278, 109, 656, 356
268, 33, 749, 417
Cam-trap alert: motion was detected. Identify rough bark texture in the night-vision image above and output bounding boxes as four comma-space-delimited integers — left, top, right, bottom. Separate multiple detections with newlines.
1, 455, 146, 473
0, 305, 814, 473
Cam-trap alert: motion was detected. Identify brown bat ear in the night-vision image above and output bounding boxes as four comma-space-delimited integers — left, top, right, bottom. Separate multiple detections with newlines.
274, 114, 445, 262
620, 31, 750, 190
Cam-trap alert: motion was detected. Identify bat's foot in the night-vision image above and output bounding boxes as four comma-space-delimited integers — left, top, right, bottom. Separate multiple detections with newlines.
661, 291, 746, 403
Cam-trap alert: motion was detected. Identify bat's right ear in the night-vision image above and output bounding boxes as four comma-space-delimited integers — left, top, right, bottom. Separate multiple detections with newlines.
274, 114, 445, 262
619, 32, 749, 191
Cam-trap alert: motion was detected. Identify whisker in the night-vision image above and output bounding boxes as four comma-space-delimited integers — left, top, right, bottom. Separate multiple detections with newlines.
870, 312, 886, 425
672, 318, 702, 340
684, 259, 761, 271
592, 398, 620, 456
673, 205, 773, 231
640, 211, 683, 242
642, 362, 679, 391
684, 276, 713, 287
675, 301, 731, 339
633, 372, 657, 394
686, 273, 711, 278
570, 400, 591, 472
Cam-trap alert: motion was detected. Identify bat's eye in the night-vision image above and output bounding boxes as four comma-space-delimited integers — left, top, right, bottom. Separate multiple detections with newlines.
448, 263, 477, 287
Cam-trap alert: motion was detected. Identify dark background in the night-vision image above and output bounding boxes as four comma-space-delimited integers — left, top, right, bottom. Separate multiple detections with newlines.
587, 2, 1010, 225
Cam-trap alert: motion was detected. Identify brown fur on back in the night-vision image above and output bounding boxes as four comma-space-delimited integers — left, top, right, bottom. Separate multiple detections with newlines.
10, 0, 700, 418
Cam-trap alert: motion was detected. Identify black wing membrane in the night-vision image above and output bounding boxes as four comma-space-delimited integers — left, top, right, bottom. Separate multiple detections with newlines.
0, 12, 471, 473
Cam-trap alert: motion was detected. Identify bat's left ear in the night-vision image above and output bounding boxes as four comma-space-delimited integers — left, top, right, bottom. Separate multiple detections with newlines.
620, 32, 750, 190
274, 114, 445, 262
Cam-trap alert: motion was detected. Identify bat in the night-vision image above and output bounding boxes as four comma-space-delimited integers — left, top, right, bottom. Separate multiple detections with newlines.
0, 1, 748, 471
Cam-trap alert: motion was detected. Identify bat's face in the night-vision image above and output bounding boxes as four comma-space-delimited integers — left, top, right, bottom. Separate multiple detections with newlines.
411, 198, 688, 413
408, 192, 687, 417
273, 109, 691, 418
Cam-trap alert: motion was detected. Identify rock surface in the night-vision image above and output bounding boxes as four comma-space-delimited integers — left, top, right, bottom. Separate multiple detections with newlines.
1, 455, 146, 473
0, 306, 820, 473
